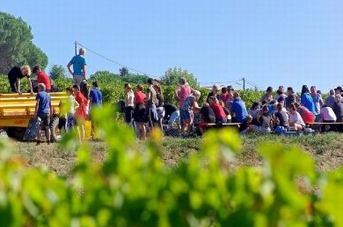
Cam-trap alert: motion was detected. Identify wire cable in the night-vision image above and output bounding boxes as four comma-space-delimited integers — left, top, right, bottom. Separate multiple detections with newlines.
76, 42, 159, 79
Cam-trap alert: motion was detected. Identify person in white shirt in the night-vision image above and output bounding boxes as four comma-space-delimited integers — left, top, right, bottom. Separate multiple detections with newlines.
320, 105, 337, 132
124, 83, 135, 124
288, 103, 305, 131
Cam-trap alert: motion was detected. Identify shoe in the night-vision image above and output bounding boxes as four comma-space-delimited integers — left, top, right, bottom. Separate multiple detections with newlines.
36, 140, 41, 146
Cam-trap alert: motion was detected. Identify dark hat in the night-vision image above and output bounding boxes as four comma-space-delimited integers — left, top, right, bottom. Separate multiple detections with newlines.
266, 86, 273, 92
335, 86, 343, 91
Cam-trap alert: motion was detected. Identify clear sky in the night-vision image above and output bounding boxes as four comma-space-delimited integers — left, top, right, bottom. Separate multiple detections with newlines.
2, 0, 343, 92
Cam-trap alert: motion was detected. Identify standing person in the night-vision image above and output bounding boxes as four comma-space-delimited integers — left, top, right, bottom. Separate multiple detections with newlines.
325, 89, 335, 109
133, 85, 147, 139
153, 82, 165, 129
73, 85, 88, 143
146, 78, 158, 128
310, 86, 324, 121
175, 77, 192, 108
89, 81, 103, 138
32, 65, 51, 92
300, 85, 316, 116
124, 83, 135, 124
89, 81, 102, 110
7, 65, 33, 94
34, 83, 52, 145
65, 87, 79, 130
180, 90, 201, 135
231, 92, 248, 123
67, 47, 87, 86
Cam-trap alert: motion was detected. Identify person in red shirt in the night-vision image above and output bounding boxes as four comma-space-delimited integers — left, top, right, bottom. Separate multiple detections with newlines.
32, 65, 51, 92
73, 85, 88, 143
134, 84, 146, 105
133, 84, 147, 139
294, 102, 315, 125
208, 96, 227, 123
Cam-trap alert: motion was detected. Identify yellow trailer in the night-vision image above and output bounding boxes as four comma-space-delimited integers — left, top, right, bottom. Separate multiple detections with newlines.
0, 92, 69, 141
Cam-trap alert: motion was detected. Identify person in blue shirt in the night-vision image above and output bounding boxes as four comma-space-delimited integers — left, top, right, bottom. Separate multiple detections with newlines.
300, 85, 316, 116
67, 48, 87, 86
34, 83, 52, 145
89, 81, 103, 139
230, 92, 248, 123
89, 81, 103, 108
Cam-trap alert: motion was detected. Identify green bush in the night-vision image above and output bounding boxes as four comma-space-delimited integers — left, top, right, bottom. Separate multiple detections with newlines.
0, 104, 342, 226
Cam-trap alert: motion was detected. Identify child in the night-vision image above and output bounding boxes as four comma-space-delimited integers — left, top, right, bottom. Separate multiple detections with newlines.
180, 90, 201, 135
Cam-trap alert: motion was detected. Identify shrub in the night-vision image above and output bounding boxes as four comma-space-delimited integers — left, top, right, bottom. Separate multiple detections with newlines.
0, 105, 342, 226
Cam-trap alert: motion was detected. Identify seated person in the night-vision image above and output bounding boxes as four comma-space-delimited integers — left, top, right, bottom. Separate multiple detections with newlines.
257, 104, 272, 133
260, 86, 274, 103
230, 92, 248, 123
163, 104, 180, 129
240, 115, 253, 133
294, 103, 315, 125
288, 103, 306, 131
274, 103, 289, 128
249, 102, 261, 120
198, 104, 216, 135
208, 96, 227, 124
320, 105, 337, 132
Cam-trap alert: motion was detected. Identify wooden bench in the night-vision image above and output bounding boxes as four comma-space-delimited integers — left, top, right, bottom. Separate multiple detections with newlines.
201, 122, 241, 129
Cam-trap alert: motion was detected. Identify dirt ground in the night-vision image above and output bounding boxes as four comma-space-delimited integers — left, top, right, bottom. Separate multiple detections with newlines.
3, 132, 343, 176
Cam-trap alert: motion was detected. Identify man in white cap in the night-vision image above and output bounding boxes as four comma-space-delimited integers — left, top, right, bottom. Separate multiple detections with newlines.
67, 47, 87, 86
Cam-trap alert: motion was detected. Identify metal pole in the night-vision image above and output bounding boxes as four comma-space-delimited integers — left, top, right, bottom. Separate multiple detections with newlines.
243, 78, 246, 91
75, 41, 78, 55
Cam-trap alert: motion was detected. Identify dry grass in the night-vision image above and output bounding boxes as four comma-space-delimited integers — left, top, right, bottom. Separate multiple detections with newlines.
5, 132, 343, 176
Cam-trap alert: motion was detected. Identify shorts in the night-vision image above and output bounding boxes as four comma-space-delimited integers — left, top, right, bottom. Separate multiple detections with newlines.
124, 106, 134, 123
133, 104, 147, 123
38, 113, 50, 128
73, 75, 84, 86
180, 109, 191, 121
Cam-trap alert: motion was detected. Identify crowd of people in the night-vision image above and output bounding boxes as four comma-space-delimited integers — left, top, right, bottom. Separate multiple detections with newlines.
7, 47, 343, 141
123, 77, 343, 139
7, 47, 103, 144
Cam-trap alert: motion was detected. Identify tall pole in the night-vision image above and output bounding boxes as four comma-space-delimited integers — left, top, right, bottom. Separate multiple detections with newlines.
243, 78, 246, 91
74, 41, 78, 55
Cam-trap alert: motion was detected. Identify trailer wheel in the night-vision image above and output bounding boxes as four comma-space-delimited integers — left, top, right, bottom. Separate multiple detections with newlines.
50, 116, 66, 142
5, 127, 26, 141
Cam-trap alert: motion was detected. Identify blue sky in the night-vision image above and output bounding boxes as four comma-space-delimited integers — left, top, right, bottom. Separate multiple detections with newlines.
2, 0, 343, 92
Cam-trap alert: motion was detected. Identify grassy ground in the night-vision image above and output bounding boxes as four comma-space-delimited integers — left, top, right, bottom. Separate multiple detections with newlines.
5, 132, 343, 176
